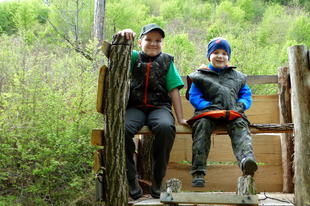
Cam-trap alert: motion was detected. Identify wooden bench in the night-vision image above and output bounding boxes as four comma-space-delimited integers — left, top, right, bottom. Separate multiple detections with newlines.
93, 37, 296, 205
92, 82, 293, 195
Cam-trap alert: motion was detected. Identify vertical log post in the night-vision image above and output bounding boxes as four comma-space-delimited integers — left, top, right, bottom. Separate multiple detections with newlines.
287, 45, 310, 205
137, 134, 154, 193
278, 66, 294, 193
138, 134, 153, 181
103, 34, 134, 206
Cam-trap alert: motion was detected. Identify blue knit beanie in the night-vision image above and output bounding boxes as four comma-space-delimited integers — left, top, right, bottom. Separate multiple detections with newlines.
207, 37, 231, 61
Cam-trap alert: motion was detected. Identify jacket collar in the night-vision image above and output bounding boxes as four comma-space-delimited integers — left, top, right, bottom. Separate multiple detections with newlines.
140, 51, 162, 62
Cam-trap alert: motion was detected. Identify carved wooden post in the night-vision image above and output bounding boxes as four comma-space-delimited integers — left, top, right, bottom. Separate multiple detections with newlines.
103, 34, 134, 205
278, 66, 294, 193
287, 45, 310, 205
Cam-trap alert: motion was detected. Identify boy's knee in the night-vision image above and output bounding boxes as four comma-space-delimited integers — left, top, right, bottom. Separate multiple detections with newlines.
151, 119, 175, 134
229, 117, 248, 129
195, 118, 213, 126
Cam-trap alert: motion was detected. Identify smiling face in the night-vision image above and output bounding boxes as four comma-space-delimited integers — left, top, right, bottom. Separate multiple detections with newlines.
209, 49, 229, 68
138, 30, 163, 57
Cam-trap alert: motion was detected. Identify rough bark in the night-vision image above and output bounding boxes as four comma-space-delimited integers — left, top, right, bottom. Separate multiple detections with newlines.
165, 178, 182, 193
236, 175, 257, 195
94, 0, 106, 48
287, 45, 310, 205
138, 134, 154, 181
278, 66, 294, 193
103, 34, 134, 206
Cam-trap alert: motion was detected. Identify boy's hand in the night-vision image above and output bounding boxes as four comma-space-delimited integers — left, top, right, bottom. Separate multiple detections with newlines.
117, 29, 136, 40
179, 119, 191, 128
199, 64, 207, 69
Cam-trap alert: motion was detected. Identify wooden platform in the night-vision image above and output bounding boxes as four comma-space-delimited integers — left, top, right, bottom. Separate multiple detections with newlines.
128, 193, 294, 206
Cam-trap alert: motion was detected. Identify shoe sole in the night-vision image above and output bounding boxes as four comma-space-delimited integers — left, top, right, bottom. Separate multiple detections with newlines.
150, 187, 160, 199
191, 180, 205, 187
243, 158, 258, 176
129, 188, 143, 200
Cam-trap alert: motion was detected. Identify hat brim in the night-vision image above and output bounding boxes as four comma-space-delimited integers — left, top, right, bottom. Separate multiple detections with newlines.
140, 28, 165, 39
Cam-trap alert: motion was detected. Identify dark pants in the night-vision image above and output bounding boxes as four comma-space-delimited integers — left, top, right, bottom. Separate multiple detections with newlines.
125, 107, 176, 181
191, 117, 256, 175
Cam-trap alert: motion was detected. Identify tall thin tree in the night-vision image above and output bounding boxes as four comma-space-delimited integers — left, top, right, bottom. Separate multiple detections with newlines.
94, 0, 106, 51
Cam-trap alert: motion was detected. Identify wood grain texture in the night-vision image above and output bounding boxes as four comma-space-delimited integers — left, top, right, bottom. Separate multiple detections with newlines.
278, 66, 294, 193
288, 45, 310, 205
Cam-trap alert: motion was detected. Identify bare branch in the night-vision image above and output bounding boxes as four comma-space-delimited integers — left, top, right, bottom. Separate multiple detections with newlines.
40, 15, 93, 61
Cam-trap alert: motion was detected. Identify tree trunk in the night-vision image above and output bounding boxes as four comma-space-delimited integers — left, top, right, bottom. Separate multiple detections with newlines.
103, 34, 134, 206
138, 134, 154, 181
278, 66, 294, 193
287, 45, 310, 205
94, 0, 106, 49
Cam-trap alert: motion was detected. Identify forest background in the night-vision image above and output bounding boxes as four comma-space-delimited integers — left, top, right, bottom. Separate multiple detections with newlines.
0, 0, 310, 205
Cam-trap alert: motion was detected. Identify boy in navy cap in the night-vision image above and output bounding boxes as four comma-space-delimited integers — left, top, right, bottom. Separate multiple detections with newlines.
118, 24, 189, 199
185, 37, 258, 187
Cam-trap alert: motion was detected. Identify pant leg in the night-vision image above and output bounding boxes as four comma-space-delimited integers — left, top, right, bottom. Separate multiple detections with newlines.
226, 117, 256, 166
125, 107, 147, 181
190, 117, 216, 175
147, 108, 175, 180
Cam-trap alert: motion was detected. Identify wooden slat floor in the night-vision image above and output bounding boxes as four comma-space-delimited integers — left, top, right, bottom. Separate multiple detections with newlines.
128, 192, 294, 206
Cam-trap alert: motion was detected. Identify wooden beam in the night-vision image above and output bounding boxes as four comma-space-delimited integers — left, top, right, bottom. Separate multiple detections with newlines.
91, 129, 104, 146
160, 193, 259, 205
91, 124, 294, 146
138, 124, 294, 135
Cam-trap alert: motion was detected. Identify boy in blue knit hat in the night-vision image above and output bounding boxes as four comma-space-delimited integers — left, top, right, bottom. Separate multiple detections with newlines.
185, 37, 258, 187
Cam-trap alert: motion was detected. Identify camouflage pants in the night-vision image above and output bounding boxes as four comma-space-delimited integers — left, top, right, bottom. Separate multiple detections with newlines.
190, 117, 256, 175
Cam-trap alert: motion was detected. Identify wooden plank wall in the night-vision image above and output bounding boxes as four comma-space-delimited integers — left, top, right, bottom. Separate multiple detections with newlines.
163, 94, 282, 192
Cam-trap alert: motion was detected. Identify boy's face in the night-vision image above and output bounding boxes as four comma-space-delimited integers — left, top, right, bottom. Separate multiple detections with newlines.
209, 49, 229, 68
138, 30, 163, 57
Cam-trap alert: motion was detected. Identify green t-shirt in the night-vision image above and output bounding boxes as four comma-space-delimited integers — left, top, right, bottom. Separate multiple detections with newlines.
130, 50, 184, 92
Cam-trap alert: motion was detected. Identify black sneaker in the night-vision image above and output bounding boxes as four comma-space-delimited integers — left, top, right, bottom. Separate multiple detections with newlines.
241, 157, 258, 176
150, 178, 162, 199
191, 172, 205, 187
128, 175, 143, 200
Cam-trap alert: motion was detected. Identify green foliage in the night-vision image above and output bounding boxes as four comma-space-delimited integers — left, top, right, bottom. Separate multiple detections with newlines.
48, 0, 94, 44
256, 3, 291, 47
182, 1, 212, 23
105, 0, 150, 40
0, 34, 102, 205
0, 0, 50, 36
235, 0, 255, 21
208, 0, 246, 38
286, 14, 310, 48
280, 39, 299, 63
160, 0, 183, 20
163, 32, 197, 75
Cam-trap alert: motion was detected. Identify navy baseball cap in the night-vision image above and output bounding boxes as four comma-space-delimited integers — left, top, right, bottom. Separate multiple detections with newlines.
139, 23, 165, 39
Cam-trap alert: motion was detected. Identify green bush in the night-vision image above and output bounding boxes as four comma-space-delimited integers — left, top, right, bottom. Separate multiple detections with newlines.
0, 34, 102, 205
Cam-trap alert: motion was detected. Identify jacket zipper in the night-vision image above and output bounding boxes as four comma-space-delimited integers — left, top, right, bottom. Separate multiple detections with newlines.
144, 58, 151, 108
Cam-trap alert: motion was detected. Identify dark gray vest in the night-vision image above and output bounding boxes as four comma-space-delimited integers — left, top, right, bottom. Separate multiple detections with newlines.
188, 66, 249, 122
127, 52, 173, 110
